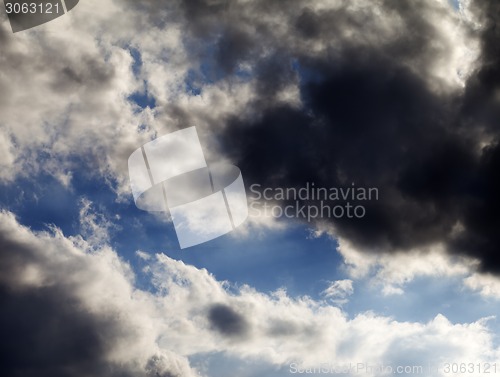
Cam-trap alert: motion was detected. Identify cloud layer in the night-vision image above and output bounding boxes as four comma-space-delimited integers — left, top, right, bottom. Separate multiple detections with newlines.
1, 210, 499, 376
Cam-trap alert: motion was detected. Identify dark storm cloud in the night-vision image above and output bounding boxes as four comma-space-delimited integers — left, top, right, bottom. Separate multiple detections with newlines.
0, 285, 115, 377
173, 0, 500, 272
208, 303, 249, 338
0, 221, 184, 377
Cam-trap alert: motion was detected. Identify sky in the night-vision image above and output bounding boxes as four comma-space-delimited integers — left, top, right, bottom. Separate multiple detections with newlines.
1, 0, 500, 376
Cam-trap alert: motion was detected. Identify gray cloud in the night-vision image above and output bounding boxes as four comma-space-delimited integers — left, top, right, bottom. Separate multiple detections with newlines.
0, 284, 118, 377
208, 303, 249, 338
0, 211, 198, 377
155, 0, 500, 273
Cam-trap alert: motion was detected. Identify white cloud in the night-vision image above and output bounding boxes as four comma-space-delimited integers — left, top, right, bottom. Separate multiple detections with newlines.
78, 197, 117, 246
137, 250, 153, 261
0, 1, 182, 191
311, 226, 500, 302
464, 273, 500, 299
335, 236, 480, 296
322, 279, 354, 305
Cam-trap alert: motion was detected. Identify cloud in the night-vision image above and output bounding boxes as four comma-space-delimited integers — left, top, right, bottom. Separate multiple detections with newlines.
78, 197, 117, 246
0, 209, 199, 377
464, 273, 500, 299
336, 237, 476, 293
199, 0, 500, 273
0, 0, 187, 192
208, 303, 249, 338
322, 279, 354, 305
2, 208, 500, 376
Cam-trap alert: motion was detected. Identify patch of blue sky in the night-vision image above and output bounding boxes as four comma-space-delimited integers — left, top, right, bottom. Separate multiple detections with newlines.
147, 221, 344, 299
185, 68, 203, 95
129, 46, 143, 77
128, 87, 157, 110
449, 0, 460, 10
345, 275, 500, 325
126, 47, 157, 110
0, 174, 81, 236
